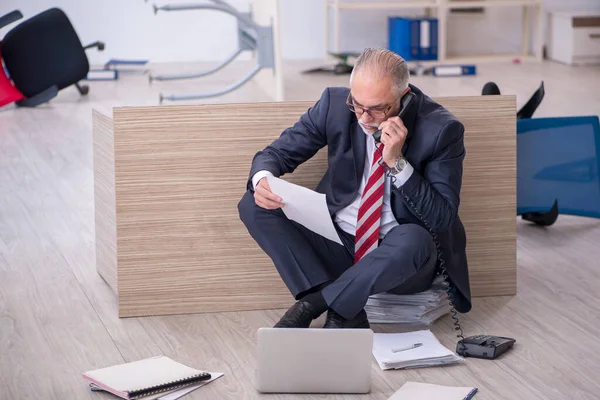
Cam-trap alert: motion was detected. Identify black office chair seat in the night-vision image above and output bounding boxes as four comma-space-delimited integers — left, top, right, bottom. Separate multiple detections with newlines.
0, 7, 104, 107
3, 8, 88, 97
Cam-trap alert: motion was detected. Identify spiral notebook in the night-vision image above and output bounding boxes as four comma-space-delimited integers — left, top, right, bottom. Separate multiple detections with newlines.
83, 356, 212, 399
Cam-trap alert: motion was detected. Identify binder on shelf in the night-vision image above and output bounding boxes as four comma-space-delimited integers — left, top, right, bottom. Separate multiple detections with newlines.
430, 18, 439, 61
388, 17, 439, 62
388, 17, 412, 61
411, 18, 421, 60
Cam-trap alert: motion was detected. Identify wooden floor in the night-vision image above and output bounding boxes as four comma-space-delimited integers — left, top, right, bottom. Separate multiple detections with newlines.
1, 59, 600, 400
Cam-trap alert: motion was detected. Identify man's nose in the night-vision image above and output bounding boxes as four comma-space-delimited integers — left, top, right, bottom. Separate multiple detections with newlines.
361, 112, 375, 123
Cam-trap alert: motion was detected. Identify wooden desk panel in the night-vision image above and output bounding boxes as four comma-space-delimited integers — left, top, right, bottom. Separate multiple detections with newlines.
93, 96, 516, 317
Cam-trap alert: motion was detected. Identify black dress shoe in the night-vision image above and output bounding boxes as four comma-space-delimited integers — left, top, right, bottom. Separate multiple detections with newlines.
323, 309, 370, 329
273, 301, 318, 328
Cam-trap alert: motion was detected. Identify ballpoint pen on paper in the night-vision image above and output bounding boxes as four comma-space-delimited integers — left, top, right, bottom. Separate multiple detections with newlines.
391, 343, 423, 353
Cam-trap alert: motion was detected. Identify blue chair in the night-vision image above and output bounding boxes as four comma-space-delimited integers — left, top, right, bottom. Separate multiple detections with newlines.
482, 81, 600, 225
517, 116, 600, 223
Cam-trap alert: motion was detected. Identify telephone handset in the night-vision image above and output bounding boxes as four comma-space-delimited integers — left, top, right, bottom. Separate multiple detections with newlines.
373, 91, 416, 143
374, 90, 516, 360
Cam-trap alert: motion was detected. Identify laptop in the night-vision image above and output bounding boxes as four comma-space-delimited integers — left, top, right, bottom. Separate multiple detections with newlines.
255, 327, 374, 394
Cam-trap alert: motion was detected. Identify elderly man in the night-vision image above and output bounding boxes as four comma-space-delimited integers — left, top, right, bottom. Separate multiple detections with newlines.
238, 48, 471, 329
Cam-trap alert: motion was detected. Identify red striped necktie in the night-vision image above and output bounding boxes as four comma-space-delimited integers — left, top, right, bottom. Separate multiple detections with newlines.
354, 144, 385, 263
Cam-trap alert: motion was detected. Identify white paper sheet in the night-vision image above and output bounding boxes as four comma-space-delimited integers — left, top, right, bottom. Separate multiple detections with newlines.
372, 330, 463, 370
388, 381, 478, 400
267, 176, 343, 246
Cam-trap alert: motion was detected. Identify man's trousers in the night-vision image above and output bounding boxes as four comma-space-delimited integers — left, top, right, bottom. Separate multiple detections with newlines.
238, 190, 437, 319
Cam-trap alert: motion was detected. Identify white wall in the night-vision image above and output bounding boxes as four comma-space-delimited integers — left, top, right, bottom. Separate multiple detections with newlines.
2, 0, 599, 64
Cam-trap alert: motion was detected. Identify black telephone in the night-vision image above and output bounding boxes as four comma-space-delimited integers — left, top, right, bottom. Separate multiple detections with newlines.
458, 335, 516, 360
375, 90, 516, 360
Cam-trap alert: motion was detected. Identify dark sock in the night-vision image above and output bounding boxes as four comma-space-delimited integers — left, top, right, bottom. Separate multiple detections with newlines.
302, 291, 329, 317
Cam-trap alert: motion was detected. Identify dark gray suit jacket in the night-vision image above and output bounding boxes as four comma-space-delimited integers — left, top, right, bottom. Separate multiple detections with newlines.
247, 84, 472, 313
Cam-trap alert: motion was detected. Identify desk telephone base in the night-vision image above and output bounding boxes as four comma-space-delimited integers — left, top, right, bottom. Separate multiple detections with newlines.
457, 335, 516, 360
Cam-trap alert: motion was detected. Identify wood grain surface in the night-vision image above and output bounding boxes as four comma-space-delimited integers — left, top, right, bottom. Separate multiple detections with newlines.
93, 110, 118, 292
94, 95, 516, 317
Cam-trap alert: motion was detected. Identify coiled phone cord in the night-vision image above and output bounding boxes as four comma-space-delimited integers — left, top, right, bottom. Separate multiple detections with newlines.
376, 144, 468, 356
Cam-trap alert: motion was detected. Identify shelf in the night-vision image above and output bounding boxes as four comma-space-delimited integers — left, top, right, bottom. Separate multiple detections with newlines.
327, 0, 541, 10
328, 1, 438, 10
324, 0, 544, 63
443, 54, 538, 63
401, 54, 537, 67
447, 0, 541, 9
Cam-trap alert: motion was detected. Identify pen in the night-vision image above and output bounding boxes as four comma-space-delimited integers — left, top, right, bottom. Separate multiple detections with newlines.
391, 343, 423, 353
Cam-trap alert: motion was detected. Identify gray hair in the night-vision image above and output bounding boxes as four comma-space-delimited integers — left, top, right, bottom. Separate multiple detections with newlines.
349, 48, 410, 95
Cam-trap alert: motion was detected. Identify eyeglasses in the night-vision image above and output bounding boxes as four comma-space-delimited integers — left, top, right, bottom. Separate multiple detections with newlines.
346, 92, 393, 119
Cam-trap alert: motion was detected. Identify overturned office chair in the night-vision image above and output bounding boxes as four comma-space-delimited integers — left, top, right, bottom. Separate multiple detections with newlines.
481, 80, 560, 225
0, 8, 104, 108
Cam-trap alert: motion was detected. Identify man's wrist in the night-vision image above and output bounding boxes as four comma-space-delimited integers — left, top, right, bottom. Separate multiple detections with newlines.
388, 155, 407, 175
390, 158, 414, 187
252, 170, 274, 190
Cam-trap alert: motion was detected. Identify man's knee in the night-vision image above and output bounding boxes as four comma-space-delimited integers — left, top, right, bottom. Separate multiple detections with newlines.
238, 190, 258, 227
386, 224, 435, 270
237, 189, 283, 228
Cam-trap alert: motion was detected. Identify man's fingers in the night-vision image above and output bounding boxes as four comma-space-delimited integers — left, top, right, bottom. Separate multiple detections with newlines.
254, 186, 284, 209
386, 118, 407, 136
256, 184, 282, 203
388, 116, 407, 129
255, 193, 283, 209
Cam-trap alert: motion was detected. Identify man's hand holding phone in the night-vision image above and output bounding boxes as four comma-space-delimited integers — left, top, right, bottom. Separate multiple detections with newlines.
254, 178, 285, 210
377, 116, 408, 167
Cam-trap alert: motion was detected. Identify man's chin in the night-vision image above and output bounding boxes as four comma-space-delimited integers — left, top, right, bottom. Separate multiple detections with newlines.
359, 124, 378, 134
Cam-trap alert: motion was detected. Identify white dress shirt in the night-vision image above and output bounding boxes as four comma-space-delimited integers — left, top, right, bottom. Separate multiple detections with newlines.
251, 128, 414, 239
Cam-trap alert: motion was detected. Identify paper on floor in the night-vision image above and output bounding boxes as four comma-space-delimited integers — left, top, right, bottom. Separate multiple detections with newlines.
372, 330, 463, 370
388, 381, 478, 400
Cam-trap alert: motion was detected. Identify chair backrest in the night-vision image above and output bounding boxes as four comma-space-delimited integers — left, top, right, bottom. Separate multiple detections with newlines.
93, 95, 517, 318
0, 45, 25, 107
517, 115, 600, 217
517, 81, 545, 120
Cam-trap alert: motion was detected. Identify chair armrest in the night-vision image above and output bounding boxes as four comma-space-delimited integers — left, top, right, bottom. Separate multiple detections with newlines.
0, 10, 23, 30
15, 85, 58, 108
83, 41, 105, 51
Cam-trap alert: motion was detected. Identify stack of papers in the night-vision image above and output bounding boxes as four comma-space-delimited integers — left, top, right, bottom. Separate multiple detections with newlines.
388, 382, 478, 400
365, 276, 451, 325
372, 330, 463, 370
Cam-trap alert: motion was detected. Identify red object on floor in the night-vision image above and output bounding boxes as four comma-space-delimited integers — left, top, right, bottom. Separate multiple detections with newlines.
0, 44, 25, 107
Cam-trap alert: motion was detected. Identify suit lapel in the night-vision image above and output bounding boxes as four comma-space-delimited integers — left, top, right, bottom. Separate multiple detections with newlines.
350, 120, 366, 187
